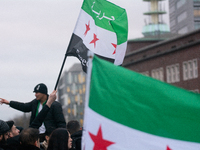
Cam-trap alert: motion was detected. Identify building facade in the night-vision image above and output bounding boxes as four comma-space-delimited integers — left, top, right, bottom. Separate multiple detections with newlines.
57, 63, 86, 126
123, 29, 200, 92
169, 0, 200, 34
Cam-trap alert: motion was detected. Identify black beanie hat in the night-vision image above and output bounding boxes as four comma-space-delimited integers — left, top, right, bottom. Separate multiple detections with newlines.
6, 120, 14, 130
33, 83, 48, 95
0, 120, 10, 135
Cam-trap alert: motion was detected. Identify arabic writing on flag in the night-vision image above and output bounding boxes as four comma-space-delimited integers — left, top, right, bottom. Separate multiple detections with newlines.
66, 0, 128, 72
82, 55, 200, 149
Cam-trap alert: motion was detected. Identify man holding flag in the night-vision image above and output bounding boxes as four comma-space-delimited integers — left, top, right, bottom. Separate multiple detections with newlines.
54, 0, 128, 90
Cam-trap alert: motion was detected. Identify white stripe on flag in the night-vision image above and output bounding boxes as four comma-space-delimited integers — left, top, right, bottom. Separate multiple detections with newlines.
83, 108, 200, 150
73, 10, 117, 59
114, 41, 127, 65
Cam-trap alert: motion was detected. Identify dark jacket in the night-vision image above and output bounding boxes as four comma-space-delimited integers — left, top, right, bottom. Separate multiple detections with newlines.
9, 99, 66, 130
70, 130, 82, 150
5, 104, 54, 150
17, 144, 40, 150
5, 136, 20, 150
0, 143, 6, 150
0, 140, 8, 150
0, 142, 15, 150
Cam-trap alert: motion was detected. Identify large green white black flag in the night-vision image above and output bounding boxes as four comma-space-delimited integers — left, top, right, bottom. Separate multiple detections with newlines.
83, 55, 200, 149
66, 0, 128, 72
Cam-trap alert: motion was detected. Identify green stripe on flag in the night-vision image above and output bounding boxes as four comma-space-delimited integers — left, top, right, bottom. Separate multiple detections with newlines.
110, 11, 128, 45
89, 56, 200, 143
82, 0, 128, 44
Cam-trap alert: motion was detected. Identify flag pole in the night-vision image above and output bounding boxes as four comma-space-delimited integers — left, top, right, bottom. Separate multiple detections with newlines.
54, 53, 68, 90
82, 51, 93, 149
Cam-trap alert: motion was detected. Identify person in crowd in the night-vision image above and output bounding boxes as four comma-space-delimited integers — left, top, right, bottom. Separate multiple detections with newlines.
4, 121, 20, 150
40, 127, 55, 150
5, 121, 20, 138
67, 120, 82, 150
66, 120, 80, 135
16, 127, 23, 133
18, 128, 40, 150
2, 90, 58, 150
47, 128, 72, 150
0, 83, 66, 142
0, 120, 10, 150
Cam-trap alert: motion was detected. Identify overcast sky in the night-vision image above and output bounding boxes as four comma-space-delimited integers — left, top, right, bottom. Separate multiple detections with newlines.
0, 0, 169, 121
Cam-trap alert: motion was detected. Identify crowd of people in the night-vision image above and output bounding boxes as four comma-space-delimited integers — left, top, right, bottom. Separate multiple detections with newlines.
0, 83, 82, 150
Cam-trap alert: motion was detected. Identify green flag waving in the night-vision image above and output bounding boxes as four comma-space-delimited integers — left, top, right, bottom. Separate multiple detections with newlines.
83, 55, 200, 149
66, 0, 128, 72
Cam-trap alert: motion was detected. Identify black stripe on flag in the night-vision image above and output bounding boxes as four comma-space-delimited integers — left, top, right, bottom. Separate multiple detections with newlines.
67, 33, 114, 73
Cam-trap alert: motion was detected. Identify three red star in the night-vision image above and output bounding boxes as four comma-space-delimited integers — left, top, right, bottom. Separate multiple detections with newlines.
89, 33, 99, 48
85, 20, 117, 53
89, 125, 115, 150
84, 21, 90, 36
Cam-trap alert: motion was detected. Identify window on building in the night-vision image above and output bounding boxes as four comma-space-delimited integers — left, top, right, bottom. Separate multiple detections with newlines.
166, 64, 180, 83
68, 108, 71, 114
194, 0, 200, 2
191, 89, 199, 93
176, 0, 186, 9
67, 86, 70, 92
194, 21, 200, 30
75, 95, 78, 102
141, 71, 149, 76
67, 72, 72, 84
79, 85, 82, 94
74, 74, 78, 83
194, 7, 200, 17
62, 94, 68, 106
68, 97, 71, 105
177, 11, 187, 23
78, 72, 85, 83
151, 67, 164, 81
82, 85, 86, 93
80, 98, 83, 104
80, 119, 83, 126
178, 26, 188, 34
75, 94, 81, 105
72, 83, 77, 94
183, 59, 198, 80
73, 104, 77, 117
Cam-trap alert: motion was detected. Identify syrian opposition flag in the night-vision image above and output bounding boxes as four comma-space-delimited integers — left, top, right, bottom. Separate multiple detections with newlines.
82, 55, 200, 150
66, 0, 128, 72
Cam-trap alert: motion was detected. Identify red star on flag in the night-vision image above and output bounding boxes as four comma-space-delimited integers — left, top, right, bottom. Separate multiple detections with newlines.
89, 125, 115, 150
89, 33, 99, 48
166, 145, 172, 150
84, 21, 90, 36
111, 43, 117, 54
